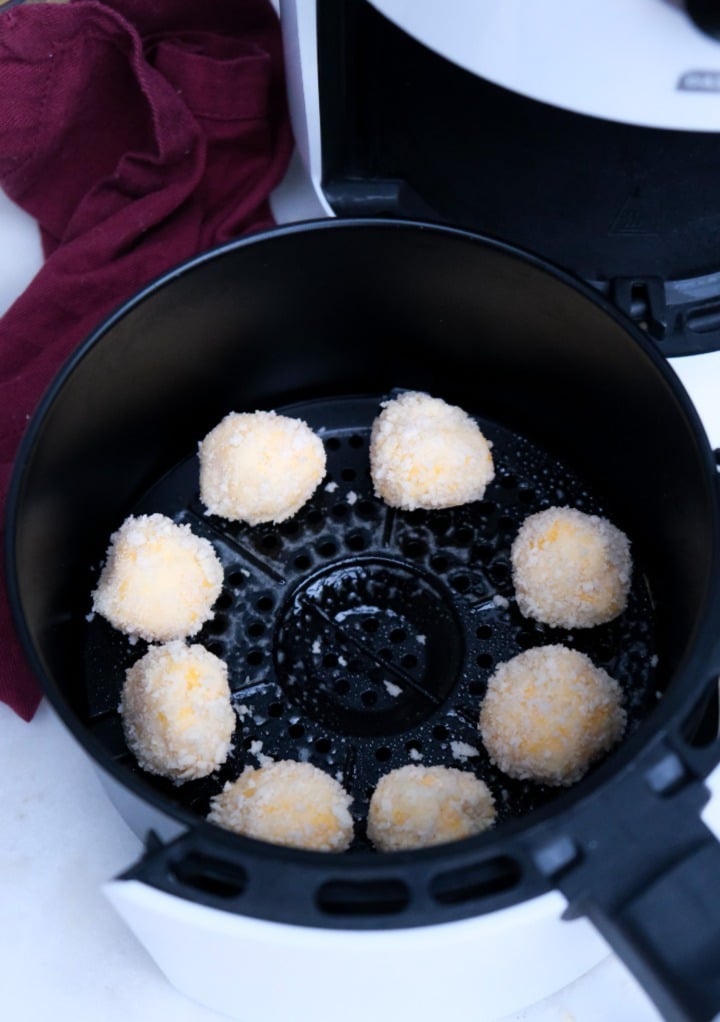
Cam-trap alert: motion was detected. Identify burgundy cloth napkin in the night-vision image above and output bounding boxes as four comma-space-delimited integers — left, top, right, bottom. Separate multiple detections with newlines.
0, 0, 294, 720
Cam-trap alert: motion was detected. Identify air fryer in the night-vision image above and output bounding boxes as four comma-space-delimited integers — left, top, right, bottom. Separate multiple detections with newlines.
6, 219, 720, 1022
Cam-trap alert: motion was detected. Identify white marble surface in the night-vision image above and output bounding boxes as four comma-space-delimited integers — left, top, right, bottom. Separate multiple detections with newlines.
4, 140, 720, 1022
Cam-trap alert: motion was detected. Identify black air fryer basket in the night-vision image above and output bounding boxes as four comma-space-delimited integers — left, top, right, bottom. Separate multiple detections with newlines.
6, 220, 720, 1022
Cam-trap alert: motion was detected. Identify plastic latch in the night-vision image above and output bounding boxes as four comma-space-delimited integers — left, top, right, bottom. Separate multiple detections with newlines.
701, 761, 720, 843
533, 835, 582, 880
645, 753, 687, 796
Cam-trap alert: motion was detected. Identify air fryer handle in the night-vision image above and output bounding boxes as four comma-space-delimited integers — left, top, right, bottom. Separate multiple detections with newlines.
580, 836, 720, 1022
535, 738, 720, 1022
567, 843, 720, 1022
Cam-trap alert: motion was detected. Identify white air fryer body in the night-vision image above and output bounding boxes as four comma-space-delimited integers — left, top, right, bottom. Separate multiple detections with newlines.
279, 0, 333, 215
104, 880, 610, 1022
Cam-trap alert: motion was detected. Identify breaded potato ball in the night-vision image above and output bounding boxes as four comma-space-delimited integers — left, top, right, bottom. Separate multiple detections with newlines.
369, 391, 494, 510
92, 513, 223, 641
367, 764, 496, 851
478, 645, 626, 787
511, 506, 632, 628
120, 641, 235, 783
208, 760, 354, 852
198, 410, 326, 525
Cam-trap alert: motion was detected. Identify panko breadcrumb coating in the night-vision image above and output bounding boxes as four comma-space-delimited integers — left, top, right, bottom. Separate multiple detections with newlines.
511, 506, 632, 629
479, 645, 626, 787
92, 513, 223, 642
369, 391, 494, 510
208, 760, 354, 852
367, 764, 496, 851
120, 642, 235, 783
198, 410, 327, 525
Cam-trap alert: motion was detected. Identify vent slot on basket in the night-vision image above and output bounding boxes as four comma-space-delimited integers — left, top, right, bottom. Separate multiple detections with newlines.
430, 855, 522, 906
316, 877, 411, 916
170, 852, 247, 900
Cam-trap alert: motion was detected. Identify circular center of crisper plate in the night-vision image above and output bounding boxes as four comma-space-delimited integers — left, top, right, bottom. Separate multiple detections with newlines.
275, 556, 463, 736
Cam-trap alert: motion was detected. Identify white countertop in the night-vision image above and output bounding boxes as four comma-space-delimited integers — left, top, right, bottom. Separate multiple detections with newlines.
3, 150, 720, 1022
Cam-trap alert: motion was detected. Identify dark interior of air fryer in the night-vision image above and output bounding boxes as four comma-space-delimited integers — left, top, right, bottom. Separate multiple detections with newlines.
25, 224, 715, 854
84, 391, 658, 846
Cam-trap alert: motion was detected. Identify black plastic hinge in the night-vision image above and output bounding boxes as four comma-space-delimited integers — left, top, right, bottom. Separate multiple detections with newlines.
610, 277, 668, 343
323, 177, 438, 220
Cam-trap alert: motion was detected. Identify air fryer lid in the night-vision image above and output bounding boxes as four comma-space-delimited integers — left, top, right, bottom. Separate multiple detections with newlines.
310, 1, 720, 356
7, 221, 720, 1021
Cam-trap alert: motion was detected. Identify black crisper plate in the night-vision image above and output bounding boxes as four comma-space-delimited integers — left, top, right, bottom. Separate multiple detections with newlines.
84, 394, 658, 847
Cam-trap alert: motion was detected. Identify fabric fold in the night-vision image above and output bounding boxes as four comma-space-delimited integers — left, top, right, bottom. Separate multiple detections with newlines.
0, 0, 294, 719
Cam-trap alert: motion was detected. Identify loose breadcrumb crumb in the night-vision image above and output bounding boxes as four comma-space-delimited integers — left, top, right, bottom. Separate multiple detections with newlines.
450, 741, 480, 761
